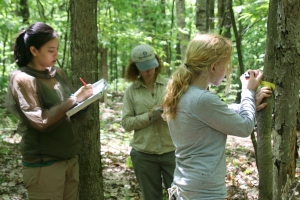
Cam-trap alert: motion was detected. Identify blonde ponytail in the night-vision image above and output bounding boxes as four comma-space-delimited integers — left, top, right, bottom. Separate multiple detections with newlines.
162, 64, 196, 120
162, 33, 232, 120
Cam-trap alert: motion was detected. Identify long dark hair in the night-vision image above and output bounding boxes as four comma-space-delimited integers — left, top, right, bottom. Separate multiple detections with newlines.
14, 22, 58, 67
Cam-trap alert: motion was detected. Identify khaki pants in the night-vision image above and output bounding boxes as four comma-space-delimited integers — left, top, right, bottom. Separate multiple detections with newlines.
23, 156, 79, 200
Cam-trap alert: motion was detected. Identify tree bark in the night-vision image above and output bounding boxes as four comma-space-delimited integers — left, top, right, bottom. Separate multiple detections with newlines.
18, 0, 30, 24
217, 0, 224, 28
70, 0, 104, 199
100, 47, 108, 81
175, 0, 189, 60
218, 0, 231, 38
272, 0, 300, 199
161, 0, 171, 76
228, 0, 244, 103
195, 0, 207, 32
1, 32, 8, 92
256, 0, 277, 199
228, 0, 244, 76
208, 0, 215, 30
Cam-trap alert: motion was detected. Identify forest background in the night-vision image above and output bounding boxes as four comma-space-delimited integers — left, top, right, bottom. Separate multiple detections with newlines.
0, 0, 300, 199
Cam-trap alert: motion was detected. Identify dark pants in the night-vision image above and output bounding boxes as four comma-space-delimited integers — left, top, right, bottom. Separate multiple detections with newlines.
130, 148, 175, 200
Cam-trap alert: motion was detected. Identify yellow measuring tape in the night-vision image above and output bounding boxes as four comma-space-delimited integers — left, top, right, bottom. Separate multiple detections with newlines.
261, 81, 276, 90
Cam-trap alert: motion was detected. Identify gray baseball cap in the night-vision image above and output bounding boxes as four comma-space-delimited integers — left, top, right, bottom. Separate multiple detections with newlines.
131, 44, 159, 71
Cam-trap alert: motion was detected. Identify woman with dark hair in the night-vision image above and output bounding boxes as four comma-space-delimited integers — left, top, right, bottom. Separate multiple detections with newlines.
5, 22, 93, 199
121, 44, 175, 200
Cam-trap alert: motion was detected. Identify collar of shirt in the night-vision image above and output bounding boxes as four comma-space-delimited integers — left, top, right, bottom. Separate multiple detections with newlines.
133, 74, 165, 89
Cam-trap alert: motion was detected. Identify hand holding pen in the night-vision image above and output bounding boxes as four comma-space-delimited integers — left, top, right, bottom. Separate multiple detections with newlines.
74, 77, 93, 102
79, 77, 87, 86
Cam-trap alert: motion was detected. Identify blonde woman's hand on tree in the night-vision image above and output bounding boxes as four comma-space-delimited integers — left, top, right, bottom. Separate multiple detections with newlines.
255, 86, 272, 111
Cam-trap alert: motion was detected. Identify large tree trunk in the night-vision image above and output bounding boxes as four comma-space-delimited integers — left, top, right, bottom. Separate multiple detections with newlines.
256, 0, 277, 199
257, 0, 300, 200
70, 0, 104, 199
272, 0, 300, 199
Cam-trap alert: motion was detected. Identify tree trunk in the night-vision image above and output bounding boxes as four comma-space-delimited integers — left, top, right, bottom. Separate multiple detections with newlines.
228, 0, 244, 103
70, 0, 104, 199
218, 0, 231, 38
161, 0, 171, 76
208, 0, 215, 30
256, 0, 277, 199
175, 0, 189, 60
100, 47, 108, 81
217, 0, 224, 28
18, 0, 30, 24
272, 0, 300, 199
114, 39, 118, 92
195, 0, 207, 32
1, 32, 8, 92
228, 0, 244, 76
100, 47, 108, 104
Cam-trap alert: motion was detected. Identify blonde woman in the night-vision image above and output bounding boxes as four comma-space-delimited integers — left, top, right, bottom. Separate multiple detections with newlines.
163, 33, 271, 199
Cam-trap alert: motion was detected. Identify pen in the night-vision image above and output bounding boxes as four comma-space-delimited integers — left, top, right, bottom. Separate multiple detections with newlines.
79, 77, 87, 86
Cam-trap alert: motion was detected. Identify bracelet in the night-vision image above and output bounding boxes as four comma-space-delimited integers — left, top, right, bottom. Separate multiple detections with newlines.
70, 94, 79, 105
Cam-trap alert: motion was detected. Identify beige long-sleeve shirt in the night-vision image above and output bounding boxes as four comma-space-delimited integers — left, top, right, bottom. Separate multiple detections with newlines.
121, 75, 175, 154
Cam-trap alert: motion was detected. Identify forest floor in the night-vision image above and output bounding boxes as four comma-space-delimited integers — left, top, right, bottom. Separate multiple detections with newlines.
1, 94, 300, 200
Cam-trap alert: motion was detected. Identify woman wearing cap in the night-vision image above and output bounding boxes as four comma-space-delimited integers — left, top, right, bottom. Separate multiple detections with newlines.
121, 44, 175, 200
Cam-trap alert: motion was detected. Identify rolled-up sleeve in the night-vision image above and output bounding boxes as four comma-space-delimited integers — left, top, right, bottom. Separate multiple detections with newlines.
121, 87, 151, 131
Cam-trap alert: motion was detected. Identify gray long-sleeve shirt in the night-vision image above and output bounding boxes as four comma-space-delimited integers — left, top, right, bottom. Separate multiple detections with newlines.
168, 86, 256, 199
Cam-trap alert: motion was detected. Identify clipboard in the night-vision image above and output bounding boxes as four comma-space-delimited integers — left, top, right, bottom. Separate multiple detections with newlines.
66, 79, 108, 117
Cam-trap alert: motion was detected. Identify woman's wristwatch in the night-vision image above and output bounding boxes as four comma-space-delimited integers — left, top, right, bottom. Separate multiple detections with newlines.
70, 94, 79, 106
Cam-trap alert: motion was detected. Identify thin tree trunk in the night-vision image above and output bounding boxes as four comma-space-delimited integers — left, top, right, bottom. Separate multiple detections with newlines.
256, 0, 277, 199
161, 0, 171, 76
175, 0, 189, 60
100, 47, 108, 104
208, 0, 215, 30
70, 0, 104, 199
18, 0, 30, 24
228, 0, 244, 76
114, 38, 118, 92
195, 0, 207, 32
167, 0, 176, 75
218, 0, 231, 38
1, 32, 8, 92
101, 47, 108, 81
109, 38, 113, 83
228, 0, 243, 103
60, 7, 70, 71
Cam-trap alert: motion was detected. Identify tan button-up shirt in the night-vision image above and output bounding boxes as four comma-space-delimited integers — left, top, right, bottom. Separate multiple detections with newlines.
121, 75, 175, 154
